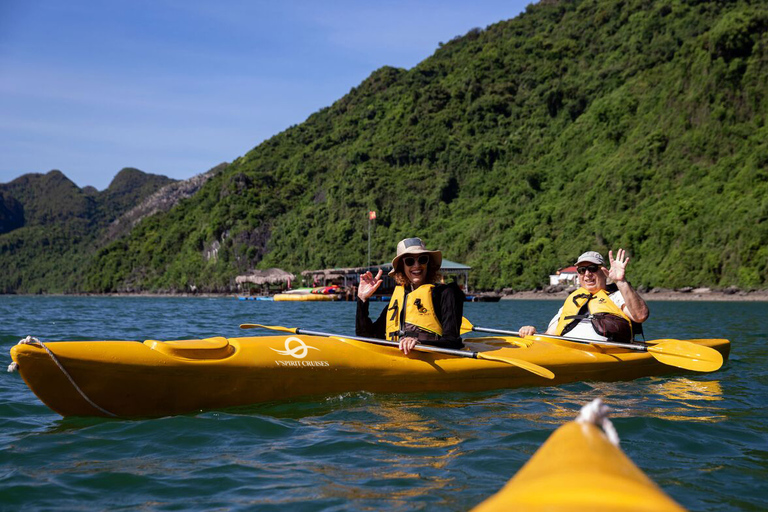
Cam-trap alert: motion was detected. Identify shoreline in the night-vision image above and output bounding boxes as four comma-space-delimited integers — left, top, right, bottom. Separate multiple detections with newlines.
501, 288, 768, 302
2, 288, 768, 302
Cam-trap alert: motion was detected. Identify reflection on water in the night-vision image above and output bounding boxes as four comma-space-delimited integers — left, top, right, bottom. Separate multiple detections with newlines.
365, 404, 463, 450
650, 377, 723, 402
458, 378, 727, 426
645, 377, 726, 423
299, 401, 463, 505
564, 378, 727, 423
319, 468, 452, 510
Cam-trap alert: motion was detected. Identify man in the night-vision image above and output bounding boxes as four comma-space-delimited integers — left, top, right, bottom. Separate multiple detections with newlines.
519, 249, 649, 342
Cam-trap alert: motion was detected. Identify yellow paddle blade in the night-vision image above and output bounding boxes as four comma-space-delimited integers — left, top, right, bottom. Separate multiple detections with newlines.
648, 339, 724, 372
239, 323, 298, 334
475, 352, 555, 380
460, 317, 474, 335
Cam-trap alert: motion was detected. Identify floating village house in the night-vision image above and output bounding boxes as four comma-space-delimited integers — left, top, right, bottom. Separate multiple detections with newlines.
302, 259, 472, 293
549, 265, 578, 286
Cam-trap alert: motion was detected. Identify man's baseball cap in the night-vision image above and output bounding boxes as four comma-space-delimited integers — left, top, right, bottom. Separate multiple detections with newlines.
575, 251, 605, 266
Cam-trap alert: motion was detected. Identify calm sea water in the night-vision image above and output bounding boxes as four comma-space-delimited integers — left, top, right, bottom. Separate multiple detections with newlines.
0, 296, 765, 511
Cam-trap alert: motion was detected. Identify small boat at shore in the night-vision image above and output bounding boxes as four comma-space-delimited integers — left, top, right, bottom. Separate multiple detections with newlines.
273, 293, 340, 301
465, 294, 502, 302
472, 399, 686, 511
273, 286, 344, 301
9, 332, 729, 418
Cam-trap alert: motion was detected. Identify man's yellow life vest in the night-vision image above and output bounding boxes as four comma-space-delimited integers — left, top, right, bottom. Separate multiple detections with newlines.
385, 284, 443, 341
554, 287, 633, 341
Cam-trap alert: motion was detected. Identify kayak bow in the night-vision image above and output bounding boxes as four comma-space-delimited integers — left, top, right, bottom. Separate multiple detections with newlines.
473, 399, 687, 512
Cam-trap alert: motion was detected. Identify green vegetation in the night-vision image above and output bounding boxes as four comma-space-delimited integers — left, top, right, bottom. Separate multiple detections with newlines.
0, 169, 174, 293
3, 0, 767, 293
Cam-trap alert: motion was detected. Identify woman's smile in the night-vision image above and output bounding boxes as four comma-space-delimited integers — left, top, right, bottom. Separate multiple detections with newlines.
405, 261, 426, 286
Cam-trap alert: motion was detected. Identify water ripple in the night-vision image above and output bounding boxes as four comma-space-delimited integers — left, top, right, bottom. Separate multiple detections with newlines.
0, 296, 766, 510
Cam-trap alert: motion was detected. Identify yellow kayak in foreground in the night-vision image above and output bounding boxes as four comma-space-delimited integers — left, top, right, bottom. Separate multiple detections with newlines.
9, 334, 729, 418
473, 400, 686, 512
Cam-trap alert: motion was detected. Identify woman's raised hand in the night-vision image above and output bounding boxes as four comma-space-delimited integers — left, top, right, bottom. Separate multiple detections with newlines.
357, 269, 383, 302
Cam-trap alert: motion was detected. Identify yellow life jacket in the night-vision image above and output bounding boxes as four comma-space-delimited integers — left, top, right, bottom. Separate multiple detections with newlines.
385, 284, 443, 341
554, 287, 633, 341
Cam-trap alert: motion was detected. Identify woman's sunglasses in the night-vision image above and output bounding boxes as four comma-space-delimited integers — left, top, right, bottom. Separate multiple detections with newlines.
576, 264, 601, 275
403, 255, 430, 267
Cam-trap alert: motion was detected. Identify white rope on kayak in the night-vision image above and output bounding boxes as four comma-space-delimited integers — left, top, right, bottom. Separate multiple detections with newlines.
8, 336, 118, 418
576, 398, 620, 446
6, 335, 38, 372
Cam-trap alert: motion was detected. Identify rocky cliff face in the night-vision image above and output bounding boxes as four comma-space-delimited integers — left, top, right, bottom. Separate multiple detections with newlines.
103, 163, 227, 242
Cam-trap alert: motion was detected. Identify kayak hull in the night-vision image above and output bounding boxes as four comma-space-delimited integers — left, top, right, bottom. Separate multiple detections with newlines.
10, 335, 730, 418
472, 421, 686, 511
273, 293, 339, 301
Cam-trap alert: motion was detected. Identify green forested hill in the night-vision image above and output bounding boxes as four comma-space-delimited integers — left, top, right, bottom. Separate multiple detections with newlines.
0, 169, 175, 293
7, 0, 768, 293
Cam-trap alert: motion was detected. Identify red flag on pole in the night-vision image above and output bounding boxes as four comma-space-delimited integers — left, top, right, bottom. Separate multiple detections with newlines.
368, 211, 377, 220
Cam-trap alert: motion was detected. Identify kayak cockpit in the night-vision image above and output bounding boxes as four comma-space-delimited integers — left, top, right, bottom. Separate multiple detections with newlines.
144, 337, 234, 360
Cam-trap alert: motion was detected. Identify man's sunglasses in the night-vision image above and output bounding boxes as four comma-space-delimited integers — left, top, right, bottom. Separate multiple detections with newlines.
403, 255, 430, 267
576, 264, 601, 275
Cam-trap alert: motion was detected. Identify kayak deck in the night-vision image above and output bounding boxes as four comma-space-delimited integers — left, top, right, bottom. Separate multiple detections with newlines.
10, 334, 730, 418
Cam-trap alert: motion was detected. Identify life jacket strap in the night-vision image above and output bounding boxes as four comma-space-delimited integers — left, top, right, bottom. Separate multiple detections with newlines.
389, 328, 440, 343
571, 292, 592, 306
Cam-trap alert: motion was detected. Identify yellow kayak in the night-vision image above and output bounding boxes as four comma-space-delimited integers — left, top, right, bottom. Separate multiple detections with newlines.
9, 334, 729, 418
273, 293, 339, 301
473, 402, 686, 512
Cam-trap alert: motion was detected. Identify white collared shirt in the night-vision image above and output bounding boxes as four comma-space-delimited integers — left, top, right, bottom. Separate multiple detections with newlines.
546, 291, 626, 341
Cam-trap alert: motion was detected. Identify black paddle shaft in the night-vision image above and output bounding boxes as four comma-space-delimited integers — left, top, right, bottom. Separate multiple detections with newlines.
294, 328, 479, 359
472, 327, 649, 352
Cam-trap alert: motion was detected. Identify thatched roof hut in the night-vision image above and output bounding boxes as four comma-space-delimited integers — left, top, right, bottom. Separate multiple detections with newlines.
235, 268, 295, 286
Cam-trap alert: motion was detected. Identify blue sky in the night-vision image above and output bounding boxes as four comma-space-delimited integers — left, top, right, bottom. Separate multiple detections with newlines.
1, 1, 529, 190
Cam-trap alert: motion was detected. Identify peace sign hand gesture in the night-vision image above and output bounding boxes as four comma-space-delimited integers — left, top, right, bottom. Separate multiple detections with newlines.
607, 248, 630, 283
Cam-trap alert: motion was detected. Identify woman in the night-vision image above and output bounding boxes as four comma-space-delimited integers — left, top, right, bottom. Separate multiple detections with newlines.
356, 237, 465, 354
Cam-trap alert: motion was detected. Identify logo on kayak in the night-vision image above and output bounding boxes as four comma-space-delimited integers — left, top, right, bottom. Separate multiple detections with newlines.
271, 337, 319, 359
